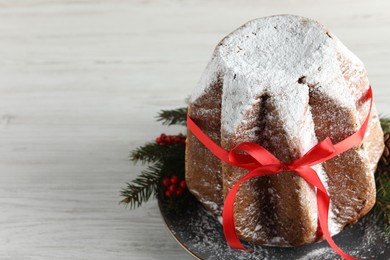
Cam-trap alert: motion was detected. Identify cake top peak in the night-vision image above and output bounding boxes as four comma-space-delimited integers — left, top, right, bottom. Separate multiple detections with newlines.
221, 15, 337, 78
191, 15, 365, 134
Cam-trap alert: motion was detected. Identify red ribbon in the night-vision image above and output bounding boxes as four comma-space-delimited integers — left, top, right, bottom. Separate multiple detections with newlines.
187, 86, 373, 260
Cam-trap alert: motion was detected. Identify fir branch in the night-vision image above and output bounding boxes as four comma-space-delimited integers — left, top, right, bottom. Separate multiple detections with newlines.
374, 116, 390, 236
157, 108, 187, 126
130, 142, 185, 164
374, 160, 390, 236
120, 163, 162, 209
380, 117, 390, 132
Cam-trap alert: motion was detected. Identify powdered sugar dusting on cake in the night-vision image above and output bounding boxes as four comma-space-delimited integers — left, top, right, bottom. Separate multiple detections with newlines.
221, 70, 266, 134
218, 15, 353, 244
311, 164, 343, 236
187, 14, 383, 247
191, 15, 357, 134
190, 189, 223, 216
297, 108, 343, 236
190, 54, 224, 103
295, 102, 344, 238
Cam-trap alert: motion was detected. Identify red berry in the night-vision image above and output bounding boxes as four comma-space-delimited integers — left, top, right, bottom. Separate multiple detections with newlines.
166, 136, 172, 143
162, 178, 171, 187
165, 190, 172, 197
176, 188, 183, 196
170, 176, 179, 184
180, 180, 186, 189
169, 185, 177, 192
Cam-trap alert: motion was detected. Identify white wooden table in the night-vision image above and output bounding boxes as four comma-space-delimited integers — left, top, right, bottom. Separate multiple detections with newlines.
0, 0, 389, 259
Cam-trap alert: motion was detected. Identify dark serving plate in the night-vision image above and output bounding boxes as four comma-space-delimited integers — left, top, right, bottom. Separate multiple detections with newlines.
158, 195, 389, 260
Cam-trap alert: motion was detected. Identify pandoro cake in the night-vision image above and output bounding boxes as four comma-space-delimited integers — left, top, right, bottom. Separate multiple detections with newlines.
185, 15, 384, 246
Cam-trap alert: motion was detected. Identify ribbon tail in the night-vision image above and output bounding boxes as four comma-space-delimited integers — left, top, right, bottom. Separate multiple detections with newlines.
222, 165, 281, 252
294, 166, 359, 260
222, 180, 249, 251
317, 190, 359, 260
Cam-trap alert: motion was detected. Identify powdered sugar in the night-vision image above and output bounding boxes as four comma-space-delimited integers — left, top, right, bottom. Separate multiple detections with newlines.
160, 198, 389, 259
188, 14, 380, 247
191, 15, 358, 135
190, 189, 223, 215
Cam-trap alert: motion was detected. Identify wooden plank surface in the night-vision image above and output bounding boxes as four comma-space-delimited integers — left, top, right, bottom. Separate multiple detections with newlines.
0, 0, 389, 259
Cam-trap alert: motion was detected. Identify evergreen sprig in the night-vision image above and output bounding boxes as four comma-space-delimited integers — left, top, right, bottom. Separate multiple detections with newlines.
374, 162, 390, 235
375, 119, 390, 236
157, 108, 187, 126
120, 163, 162, 209
130, 142, 185, 164
380, 117, 390, 132
122, 141, 185, 209
122, 107, 187, 209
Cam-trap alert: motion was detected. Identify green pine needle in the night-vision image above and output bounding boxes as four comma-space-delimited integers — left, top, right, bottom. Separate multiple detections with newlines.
374, 161, 390, 235
122, 106, 187, 209
120, 163, 162, 209
130, 142, 185, 164
380, 117, 390, 132
374, 117, 390, 236
157, 108, 187, 126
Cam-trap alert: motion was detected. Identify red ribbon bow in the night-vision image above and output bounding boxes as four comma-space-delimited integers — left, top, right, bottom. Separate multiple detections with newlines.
187, 86, 373, 260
